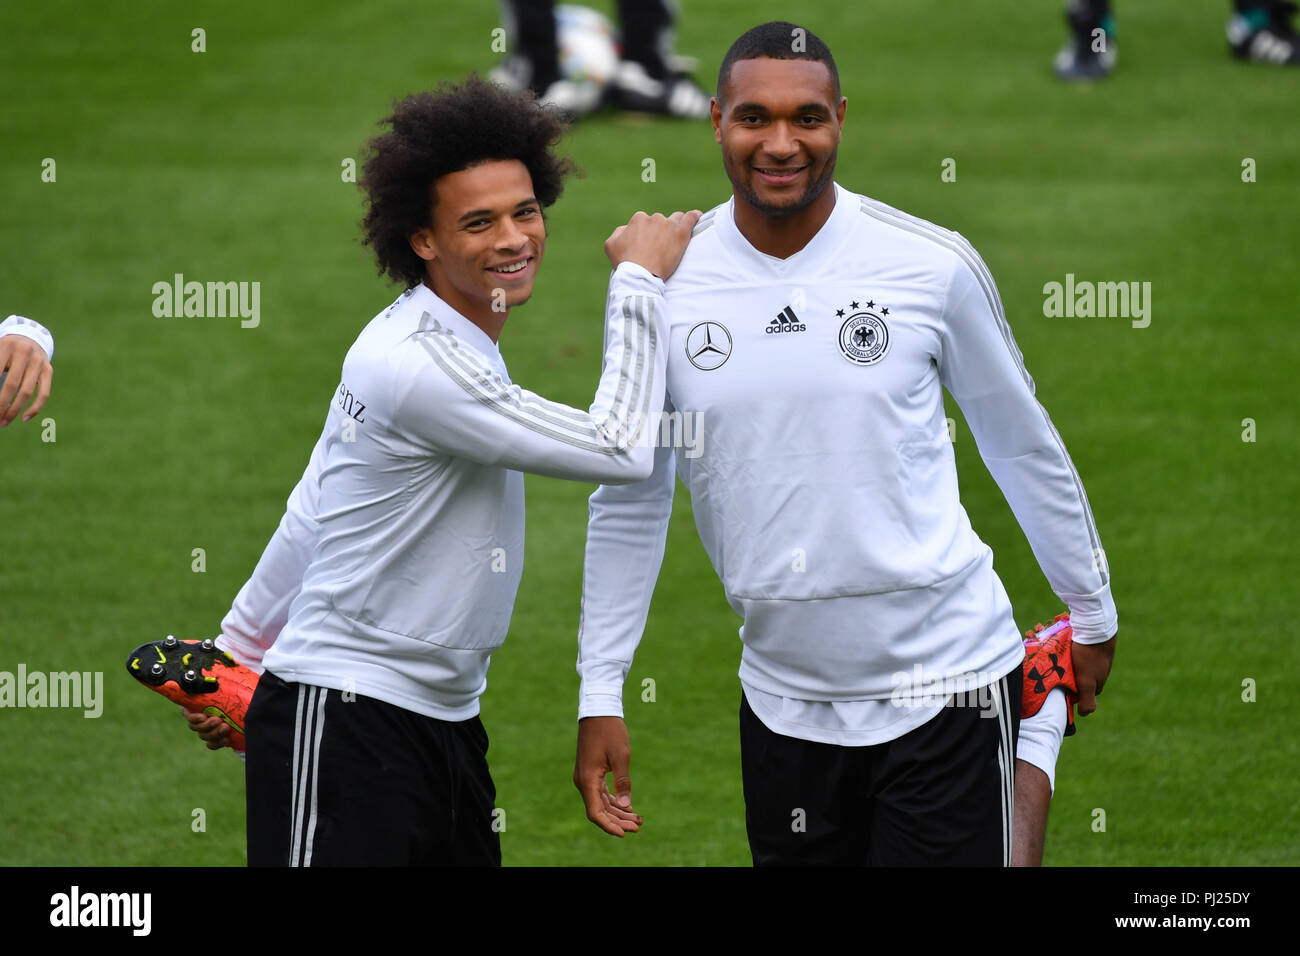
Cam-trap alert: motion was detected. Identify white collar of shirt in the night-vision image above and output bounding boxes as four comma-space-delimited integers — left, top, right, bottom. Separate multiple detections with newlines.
406, 282, 505, 366
719, 182, 855, 277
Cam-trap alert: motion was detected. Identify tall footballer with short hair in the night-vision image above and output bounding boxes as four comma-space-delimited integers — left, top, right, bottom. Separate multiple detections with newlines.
200, 76, 697, 865
573, 23, 1118, 864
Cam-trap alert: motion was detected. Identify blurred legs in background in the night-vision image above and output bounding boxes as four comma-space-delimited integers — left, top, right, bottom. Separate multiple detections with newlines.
490, 1, 711, 118
1054, 0, 1300, 81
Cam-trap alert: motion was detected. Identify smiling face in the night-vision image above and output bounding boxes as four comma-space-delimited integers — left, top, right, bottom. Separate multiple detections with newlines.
409, 159, 546, 338
713, 57, 846, 219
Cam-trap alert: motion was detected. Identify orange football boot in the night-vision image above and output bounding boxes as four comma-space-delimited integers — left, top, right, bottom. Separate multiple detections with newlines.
126, 635, 259, 751
1020, 613, 1079, 737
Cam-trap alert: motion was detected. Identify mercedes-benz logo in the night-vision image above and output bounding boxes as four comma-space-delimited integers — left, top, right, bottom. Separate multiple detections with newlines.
685, 321, 732, 371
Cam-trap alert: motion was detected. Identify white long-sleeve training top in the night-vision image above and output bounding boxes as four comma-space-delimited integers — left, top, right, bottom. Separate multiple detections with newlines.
217, 262, 668, 720
577, 184, 1117, 745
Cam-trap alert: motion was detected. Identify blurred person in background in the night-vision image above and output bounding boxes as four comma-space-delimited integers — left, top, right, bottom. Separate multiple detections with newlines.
490, 0, 711, 118
1055, 0, 1300, 80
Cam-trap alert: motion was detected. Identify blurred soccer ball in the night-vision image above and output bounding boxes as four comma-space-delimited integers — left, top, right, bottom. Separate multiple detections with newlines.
554, 4, 619, 112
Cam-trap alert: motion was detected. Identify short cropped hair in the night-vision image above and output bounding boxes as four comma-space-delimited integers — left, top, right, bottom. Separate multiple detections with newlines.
359, 75, 578, 288
716, 21, 840, 105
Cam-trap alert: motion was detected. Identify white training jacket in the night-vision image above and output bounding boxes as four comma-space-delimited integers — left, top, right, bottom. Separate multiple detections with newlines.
216, 263, 668, 720
577, 184, 1117, 746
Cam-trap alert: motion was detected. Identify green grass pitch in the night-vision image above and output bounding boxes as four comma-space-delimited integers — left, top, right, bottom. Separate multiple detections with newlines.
1, 0, 1296, 866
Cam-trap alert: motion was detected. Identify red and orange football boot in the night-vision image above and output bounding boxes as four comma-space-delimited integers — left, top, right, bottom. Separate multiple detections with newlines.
126, 635, 259, 751
1021, 612, 1079, 737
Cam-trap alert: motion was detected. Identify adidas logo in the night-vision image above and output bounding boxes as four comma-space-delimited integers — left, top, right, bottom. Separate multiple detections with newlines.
765, 306, 807, 335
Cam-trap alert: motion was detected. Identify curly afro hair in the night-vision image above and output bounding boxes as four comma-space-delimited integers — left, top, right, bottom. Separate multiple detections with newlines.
359, 75, 579, 288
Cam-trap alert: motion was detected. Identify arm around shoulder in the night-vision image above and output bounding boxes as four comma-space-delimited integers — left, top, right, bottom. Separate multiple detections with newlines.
391, 262, 671, 484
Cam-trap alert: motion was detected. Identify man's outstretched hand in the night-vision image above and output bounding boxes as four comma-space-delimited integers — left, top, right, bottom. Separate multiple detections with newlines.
574, 716, 642, 837
0, 334, 53, 427
1073, 633, 1117, 717
604, 209, 702, 280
